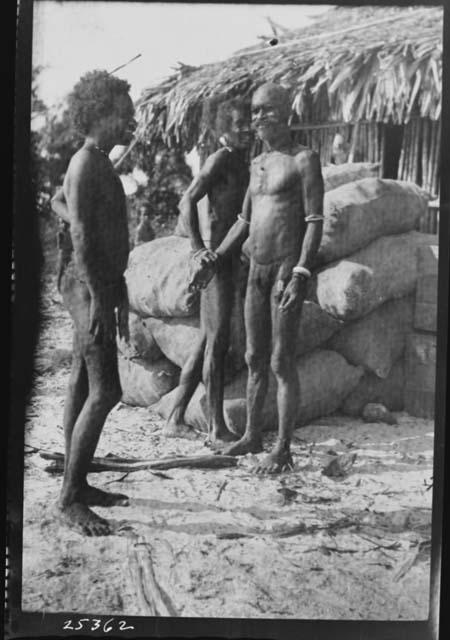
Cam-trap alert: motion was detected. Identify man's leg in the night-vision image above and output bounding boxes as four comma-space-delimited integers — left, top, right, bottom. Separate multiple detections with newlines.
221, 263, 271, 455
62, 332, 88, 473
202, 264, 237, 444
60, 271, 89, 473
57, 283, 127, 536
163, 334, 206, 438
255, 277, 303, 474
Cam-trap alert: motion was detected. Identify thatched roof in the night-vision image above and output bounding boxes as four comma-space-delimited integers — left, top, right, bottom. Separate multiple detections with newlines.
136, 5, 442, 151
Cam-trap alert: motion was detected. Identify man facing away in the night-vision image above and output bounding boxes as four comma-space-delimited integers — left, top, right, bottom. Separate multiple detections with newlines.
51, 70, 136, 535
200, 83, 324, 473
163, 99, 251, 445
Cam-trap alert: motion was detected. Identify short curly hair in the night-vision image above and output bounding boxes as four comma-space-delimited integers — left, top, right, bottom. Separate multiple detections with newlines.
215, 97, 250, 137
67, 70, 131, 136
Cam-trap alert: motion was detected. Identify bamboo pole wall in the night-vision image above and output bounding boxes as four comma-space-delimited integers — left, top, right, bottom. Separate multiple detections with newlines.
290, 116, 440, 234
394, 117, 441, 194
284, 117, 439, 202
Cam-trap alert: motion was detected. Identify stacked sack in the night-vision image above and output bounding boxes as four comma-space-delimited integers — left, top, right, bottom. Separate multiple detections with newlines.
118, 162, 432, 430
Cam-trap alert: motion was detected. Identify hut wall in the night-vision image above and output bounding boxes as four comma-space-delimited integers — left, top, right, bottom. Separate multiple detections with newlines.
291, 117, 440, 234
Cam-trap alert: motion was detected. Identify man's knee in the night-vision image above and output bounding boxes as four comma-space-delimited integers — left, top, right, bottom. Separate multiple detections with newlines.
90, 382, 122, 411
270, 350, 294, 378
245, 348, 269, 373
90, 388, 122, 412
205, 330, 229, 358
203, 339, 227, 380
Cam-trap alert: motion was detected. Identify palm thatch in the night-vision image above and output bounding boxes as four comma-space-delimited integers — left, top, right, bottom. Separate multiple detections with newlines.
136, 5, 442, 151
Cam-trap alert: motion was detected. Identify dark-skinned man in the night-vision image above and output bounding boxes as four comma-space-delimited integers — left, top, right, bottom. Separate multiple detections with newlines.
163, 99, 251, 445
198, 83, 324, 473
53, 70, 136, 535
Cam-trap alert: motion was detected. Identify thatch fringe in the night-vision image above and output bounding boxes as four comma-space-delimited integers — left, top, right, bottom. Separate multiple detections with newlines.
135, 6, 442, 151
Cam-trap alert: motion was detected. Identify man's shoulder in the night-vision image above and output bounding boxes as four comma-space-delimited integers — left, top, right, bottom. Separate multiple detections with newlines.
208, 146, 233, 165
292, 144, 318, 160
201, 147, 231, 176
293, 146, 321, 171
67, 147, 98, 176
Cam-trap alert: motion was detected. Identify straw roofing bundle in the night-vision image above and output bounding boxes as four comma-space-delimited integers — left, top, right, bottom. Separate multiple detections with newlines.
135, 5, 442, 152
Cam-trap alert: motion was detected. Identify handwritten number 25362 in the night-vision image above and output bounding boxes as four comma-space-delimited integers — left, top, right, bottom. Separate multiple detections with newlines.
63, 618, 134, 632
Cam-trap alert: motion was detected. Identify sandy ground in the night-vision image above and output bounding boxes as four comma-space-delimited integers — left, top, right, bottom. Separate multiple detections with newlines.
21, 278, 434, 620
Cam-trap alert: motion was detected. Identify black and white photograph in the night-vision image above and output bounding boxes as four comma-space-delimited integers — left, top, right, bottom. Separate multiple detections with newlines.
7, 0, 447, 637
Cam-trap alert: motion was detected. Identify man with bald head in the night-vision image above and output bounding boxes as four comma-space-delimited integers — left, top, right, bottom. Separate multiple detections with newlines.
198, 83, 324, 473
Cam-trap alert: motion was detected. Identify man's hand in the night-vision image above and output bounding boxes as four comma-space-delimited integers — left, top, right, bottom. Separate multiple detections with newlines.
278, 276, 307, 313
117, 278, 129, 343
89, 293, 116, 344
188, 249, 219, 292
193, 248, 218, 267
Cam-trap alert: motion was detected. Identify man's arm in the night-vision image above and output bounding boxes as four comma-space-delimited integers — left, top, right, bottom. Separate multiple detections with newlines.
64, 152, 103, 294
295, 150, 324, 272
179, 150, 227, 253
51, 186, 71, 223
66, 152, 118, 341
215, 186, 251, 258
279, 151, 324, 312
188, 185, 251, 292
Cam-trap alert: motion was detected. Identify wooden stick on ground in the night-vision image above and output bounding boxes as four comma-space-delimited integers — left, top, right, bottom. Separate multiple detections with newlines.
41, 451, 238, 474
216, 517, 357, 540
128, 537, 178, 616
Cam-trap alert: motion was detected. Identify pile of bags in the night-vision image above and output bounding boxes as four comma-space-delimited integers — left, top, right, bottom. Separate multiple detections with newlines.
118, 162, 432, 429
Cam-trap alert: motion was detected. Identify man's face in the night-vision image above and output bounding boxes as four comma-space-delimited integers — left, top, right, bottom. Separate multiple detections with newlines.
226, 109, 251, 150
251, 89, 288, 142
102, 94, 136, 145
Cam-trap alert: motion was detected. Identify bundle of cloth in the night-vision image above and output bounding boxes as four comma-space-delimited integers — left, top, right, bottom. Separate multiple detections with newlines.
118, 162, 433, 431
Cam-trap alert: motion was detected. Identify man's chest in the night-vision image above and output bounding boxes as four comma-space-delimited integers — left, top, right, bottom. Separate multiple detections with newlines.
208, 166, 248, 209
96, 170, 126, 209
250, 153, 301, 196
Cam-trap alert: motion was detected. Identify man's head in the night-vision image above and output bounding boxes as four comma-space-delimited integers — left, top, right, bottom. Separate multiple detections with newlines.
331, 133, 349, 165
215, 98, 251, 150
138, 203, 151, 219
251, 83, 291, 144
68, 70, 136, 146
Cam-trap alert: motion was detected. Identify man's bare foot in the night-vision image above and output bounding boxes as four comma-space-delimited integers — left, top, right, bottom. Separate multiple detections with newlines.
79, 484, 129, 507
254, 448, 294, 474
56, 502, 112, 536
206, 426, 239, 449
162, 421, 199, 440
219, 434, 264, 456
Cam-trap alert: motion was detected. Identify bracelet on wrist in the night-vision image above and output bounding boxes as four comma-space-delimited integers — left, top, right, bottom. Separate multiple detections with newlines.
237, 213, 250, 225
292, 266, 312, 279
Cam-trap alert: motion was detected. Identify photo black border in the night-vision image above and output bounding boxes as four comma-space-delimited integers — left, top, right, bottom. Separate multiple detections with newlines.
6, 1, 449, 638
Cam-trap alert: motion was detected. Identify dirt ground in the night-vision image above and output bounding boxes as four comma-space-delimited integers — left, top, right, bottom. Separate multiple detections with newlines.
21, 277, 434, 620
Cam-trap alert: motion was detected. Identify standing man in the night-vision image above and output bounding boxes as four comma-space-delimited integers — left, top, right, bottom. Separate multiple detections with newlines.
205, 83, 324, 473
53, 70, 136, 535
163, 99, 251, 445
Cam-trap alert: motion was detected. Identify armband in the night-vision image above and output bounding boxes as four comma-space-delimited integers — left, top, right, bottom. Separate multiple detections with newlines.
237, 214, 250, 225
292, 266, 312, 279
305, 214, 324, 223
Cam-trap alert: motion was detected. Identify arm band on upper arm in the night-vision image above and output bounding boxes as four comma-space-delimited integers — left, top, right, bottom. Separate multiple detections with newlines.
237, 214, 250, 225
305, 214, 324, 223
